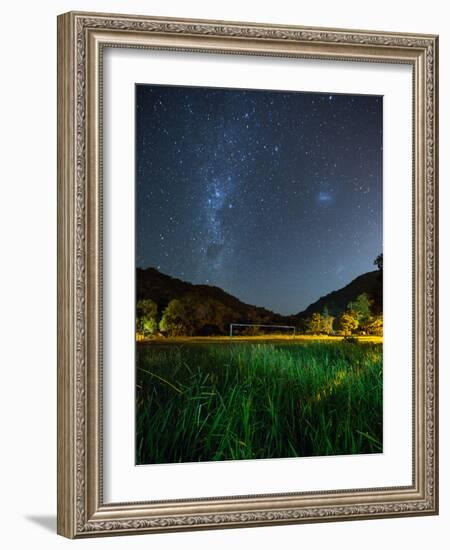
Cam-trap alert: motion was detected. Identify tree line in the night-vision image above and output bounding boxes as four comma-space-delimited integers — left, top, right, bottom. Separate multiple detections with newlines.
305, 293, 382, 336
137, 294, 244, 338
136, 291, 382, 338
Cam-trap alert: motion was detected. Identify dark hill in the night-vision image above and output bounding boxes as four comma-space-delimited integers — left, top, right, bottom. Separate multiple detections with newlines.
136, 267, 285, 325
294, 270, 381, 320
137, 267, 382, 329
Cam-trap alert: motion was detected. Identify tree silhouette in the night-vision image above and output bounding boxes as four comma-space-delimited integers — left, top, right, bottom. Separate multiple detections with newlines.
338, 311, 359, 335
374, 253, 383, 271
136, 299, 158, 336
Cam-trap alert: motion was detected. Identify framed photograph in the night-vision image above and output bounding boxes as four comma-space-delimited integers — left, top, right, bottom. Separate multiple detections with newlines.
57, 11, 439, 538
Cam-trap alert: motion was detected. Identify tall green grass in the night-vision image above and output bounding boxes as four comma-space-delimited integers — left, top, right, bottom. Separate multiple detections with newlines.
136, 342, 382, 464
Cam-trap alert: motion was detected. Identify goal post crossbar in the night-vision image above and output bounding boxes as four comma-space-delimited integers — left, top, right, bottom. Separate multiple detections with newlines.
229, 323, 296, 338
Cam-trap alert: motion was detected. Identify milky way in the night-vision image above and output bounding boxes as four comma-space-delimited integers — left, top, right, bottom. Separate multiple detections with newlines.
136, 85, 382, 315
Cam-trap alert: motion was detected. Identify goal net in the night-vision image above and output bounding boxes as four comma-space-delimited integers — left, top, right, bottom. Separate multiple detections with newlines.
229, 323, 296, 339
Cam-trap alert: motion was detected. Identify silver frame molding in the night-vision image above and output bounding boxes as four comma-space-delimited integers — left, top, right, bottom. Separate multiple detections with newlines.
57, 11, 439, 538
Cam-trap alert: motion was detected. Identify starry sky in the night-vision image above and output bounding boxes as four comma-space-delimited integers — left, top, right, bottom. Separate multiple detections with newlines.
136, 84, 382, 315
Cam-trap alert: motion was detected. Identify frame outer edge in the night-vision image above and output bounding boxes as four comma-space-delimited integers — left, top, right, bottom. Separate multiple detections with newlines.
57, 12, 77, 539
431, 35, 439, 515
56, 10, 439, 537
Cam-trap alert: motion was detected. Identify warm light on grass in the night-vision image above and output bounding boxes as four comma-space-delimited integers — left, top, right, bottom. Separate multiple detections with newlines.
136, 333, 383, 344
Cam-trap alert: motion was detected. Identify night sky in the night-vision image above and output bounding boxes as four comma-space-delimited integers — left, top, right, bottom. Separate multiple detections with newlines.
136, 85, 382, 315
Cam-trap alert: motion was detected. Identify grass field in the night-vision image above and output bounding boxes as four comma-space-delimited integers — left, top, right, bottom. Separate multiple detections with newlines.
136, 339, 383, 464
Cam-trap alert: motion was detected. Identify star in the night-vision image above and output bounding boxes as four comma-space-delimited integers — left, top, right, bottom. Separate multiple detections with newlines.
136, 84, 382, 314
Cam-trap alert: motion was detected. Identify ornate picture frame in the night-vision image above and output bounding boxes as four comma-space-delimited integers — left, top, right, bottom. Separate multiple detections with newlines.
57, 11, 438, 538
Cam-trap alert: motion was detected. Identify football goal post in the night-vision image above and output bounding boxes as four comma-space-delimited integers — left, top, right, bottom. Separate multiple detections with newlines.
229, 323, 296, 339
